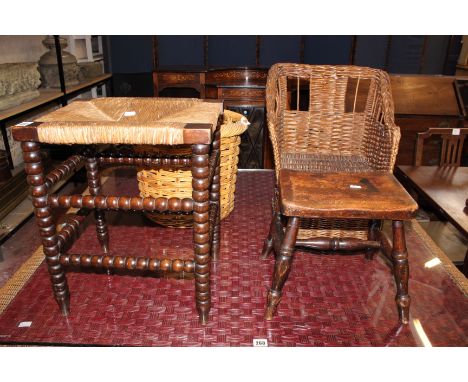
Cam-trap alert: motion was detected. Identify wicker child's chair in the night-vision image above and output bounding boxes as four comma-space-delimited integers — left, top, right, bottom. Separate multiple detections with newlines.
262, 63, 416, 322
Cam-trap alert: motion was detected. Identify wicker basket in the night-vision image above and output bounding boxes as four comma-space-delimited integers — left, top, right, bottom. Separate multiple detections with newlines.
137, 109, 248, 227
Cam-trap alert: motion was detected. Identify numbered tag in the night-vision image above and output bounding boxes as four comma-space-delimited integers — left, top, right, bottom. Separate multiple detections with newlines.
17, 121, 34, 126
18, 321, 32, 328
123, 111, 136, 117
253, 338, 268, 347
349, 184, 362, 189
452, 128, 460, 135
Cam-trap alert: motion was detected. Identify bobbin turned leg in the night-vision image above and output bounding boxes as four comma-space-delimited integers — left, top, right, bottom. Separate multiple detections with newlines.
85, 154, 109, 253
265, 216, 300, 320
210, 126, 221, 261
392, 220, 411, 324
192, 143, 212, 324
22, 141, 70, 315
261, 189, 280, 259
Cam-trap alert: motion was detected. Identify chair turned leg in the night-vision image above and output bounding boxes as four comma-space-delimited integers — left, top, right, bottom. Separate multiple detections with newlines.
261, 190, 280, 259
85, 156, 109, 253
391, 220, 411, 324
22, 141, 70, 316
265, 216, 300, 320
365, 219, 380, 260
261, 212, 279, 259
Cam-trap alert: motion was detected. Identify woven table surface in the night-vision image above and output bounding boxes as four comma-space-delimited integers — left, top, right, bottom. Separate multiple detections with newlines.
32, 97, 223, 145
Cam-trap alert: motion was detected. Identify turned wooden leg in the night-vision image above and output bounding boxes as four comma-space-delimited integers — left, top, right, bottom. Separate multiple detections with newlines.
463, 249, 468, 277
261, 215, 275, 259
261, 188, 280, 259
265, 216, 300, 320
192, 143, 211, 324
392, 220, 411, 324
365, 219, 381, 260
85, 154, 109, 253
209, 126, 221, 261
22, 141, 70, 315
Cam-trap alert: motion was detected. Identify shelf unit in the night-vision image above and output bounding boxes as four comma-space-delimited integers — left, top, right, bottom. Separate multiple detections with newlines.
66, 35, 106, 99
66, 35, 103, 63
0, 36, 112, 251
1, 36, 112, 170
0, 73, 112, 170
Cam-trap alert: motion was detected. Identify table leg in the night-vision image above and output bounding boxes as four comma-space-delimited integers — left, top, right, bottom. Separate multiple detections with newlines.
265, 216, 300, 320
85, 154, 109, 253
192, 143, 211, 324
22, 141, 70, 315
210, 127, 221, 261
392, 220, 411, 324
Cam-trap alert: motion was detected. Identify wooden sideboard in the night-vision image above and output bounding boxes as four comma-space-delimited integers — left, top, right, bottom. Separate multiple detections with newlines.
153, 68, 468, 169
391, 75, 467, 165
154, 67, 270, 169
153, 67, 206, 99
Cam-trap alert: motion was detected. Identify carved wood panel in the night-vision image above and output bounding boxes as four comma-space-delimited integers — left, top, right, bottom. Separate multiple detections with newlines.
219, 88, 265, 100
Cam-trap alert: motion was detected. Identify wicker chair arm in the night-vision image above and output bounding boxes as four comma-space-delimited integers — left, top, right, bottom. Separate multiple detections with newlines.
364, 72, 401, 172
380, 118, 401, 171
380, 72, 401, 171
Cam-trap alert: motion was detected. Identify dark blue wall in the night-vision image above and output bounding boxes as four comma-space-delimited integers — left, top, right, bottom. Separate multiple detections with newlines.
304, 36, 353, 65
107, 35, 461, 75
387, 36, 426, 74
158, 36, 205, 67
108, 35, 153, 73
207, 36, 257, 67
421, 36, 449, 74
354, 36, 388, 69
260, 36, 301, 66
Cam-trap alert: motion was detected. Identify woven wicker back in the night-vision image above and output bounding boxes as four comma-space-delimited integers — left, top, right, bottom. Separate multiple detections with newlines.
266, 64, 400, 178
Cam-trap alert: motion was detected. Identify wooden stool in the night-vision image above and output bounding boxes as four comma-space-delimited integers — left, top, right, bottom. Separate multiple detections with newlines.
12, 97, 223, 324
263, 170, 417, 323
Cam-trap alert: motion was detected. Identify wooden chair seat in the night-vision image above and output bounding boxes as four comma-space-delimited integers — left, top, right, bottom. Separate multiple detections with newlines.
279, 169, 417, 220
281, 154, 375, 240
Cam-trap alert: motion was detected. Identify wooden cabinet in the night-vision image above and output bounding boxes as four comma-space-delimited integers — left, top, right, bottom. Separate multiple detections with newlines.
153, 67, 206, 98
390, 75, 467, 165
153, 67, 271, 169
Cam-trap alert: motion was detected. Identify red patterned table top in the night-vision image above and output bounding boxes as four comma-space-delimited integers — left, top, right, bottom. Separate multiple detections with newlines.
0, 170, 466, 346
